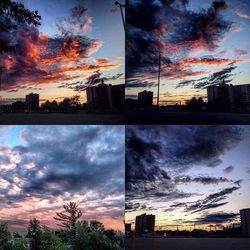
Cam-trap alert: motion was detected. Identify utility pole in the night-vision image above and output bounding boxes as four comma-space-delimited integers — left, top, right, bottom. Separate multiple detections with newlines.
0, 66, 5, 90
114, 1, 125, 31
157, 51, 163, 108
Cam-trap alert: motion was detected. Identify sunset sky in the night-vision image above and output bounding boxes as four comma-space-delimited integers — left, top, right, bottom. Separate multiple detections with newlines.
0, 125, 125, 232
126, 0, 250, 105
0, 0, 124, 104
125, 125, 250, 231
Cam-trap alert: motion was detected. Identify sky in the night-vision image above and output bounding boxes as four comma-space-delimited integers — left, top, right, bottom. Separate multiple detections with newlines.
126, 0, 250, 105
0, 125, 125, 232
125, 125, 250, 231
0, 0, 125, 104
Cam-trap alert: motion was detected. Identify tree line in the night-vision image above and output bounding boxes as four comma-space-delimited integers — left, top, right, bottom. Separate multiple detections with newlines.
40, 96, 86, 112
0, 202, 124, 250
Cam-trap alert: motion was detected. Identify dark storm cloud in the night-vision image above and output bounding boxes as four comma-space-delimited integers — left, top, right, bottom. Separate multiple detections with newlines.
0, 0, 118, 92
126, 126, 243, 176
0, 22, 104, 91
169, 1, 230, 50
196, 212, 239, 224
125, 202, 155, 212
59, 71, 123, 92
126, 0, 232, 83
176, 63, 237, 88
174, 176, 231, 185
126, 125, 245, 212
126, 79, 157, 89
161, 186, 240, 214
223, 165, 234, 173
184, 186, 240, 213
0, 126, 124, 209
194, 63, 237, 89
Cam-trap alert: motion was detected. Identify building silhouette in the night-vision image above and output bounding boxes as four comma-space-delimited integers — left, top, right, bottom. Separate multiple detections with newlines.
240, 208, 250, 237
138, 90, 153, 109
233, 84, 250, 110
135, 213, 155, 236
12, 101, 26, 112
207, 82, 250, 111
25, 93, 39, 111
86, 80, 124, 111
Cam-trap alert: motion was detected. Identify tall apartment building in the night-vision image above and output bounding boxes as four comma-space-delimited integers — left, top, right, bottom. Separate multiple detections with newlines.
135, 213, 155, 236
138, 90, 153, 108
25, 93, 39, 111
240, 208, 250, 237
86, 80, 124, 111
207, 83, 250, 111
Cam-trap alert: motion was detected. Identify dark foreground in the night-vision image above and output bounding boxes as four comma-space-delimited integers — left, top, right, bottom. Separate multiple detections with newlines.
125, 237, 250, 250
126, 111, 250, 124
0, 113, 125, 125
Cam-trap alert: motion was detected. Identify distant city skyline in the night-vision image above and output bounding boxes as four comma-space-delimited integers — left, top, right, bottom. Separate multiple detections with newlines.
125, 125, 250, 231
0, 125, 125, 232
0, 0, 124, 104
126, 0, 250, 105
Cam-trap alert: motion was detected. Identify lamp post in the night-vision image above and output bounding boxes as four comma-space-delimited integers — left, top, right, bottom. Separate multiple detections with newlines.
0, 66, 5, 112
157, 51, 163, 108
0, 66, 5, 90
114, 1, 125, 31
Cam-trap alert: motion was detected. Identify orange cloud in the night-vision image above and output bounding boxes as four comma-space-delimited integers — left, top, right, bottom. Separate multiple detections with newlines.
1, 29, 120, 92
181, 58, 249, 68
167, 71, 208, 80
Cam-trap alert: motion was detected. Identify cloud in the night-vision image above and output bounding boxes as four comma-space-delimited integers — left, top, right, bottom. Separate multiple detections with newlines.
57, 1, 92, 35
174, 176, 231, 185
196, 212, 239, 224
181, 57, 247, 67
234, 49, 249, 57
223, 166, 234, 173
184, 186, 240, 213
0, 126, 125, 230
126, 125, 245, 212
176, 63, 239, 88
59, 71, 123, 92
126, 79, 157, 89
126, 0, 232, 84
0, 2, 120, 93
236, 10, 250, 19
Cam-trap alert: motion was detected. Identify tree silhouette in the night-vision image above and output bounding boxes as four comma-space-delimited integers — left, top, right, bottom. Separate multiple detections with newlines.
0, 223, 12, 249
90, 220, 105, 232
27, 218, 42, 250
0, 0, 41, 53
54, 202, 82, 244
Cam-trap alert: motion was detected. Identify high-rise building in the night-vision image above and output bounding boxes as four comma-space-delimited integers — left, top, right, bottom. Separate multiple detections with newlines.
109, 84, 125, 110
207, 82, 233, 109
138, 90, 153, 108
240, 208, 250, 237
207, 83, 250, 111
25, 93, 39, 111
86, 80, 125, 111
135, 213, 155, 236
86, 81, 110, 110
232, 84, 250, 110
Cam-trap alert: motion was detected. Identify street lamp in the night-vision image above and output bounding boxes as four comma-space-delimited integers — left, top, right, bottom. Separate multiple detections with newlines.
0, 66, 5, 90
157, 51, 163, 108
114, 1, 125, 31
